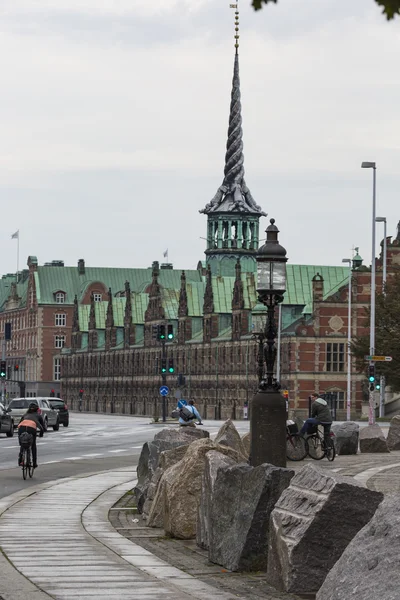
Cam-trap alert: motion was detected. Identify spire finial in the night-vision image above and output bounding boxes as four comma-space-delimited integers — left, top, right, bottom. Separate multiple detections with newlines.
230, 3, 239, 53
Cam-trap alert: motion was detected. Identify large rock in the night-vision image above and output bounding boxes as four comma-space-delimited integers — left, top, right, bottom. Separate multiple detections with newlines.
359, 423, 389, 453
208, 462, 294, 571
316, 495, 398, 600
150, 438, 244, 539
134, 427, 209, 512
214, 419, 247, 457
241, 432, 250, 457
197, 451, 237, 550
331, 421, 359, 455
387, 415, 400, 450
267, 464, 383, 595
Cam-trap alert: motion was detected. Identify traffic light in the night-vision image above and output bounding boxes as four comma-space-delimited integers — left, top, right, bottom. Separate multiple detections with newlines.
50, 389, 55, 397
4, 323, 11, 341
368, 364, 375, 391
168, 358, 174, 373
167, 325, 174, 340
79, 389, 84, 399
376, 380, 381, 391
152, 325, 159, 340
161, 358, 167, 373
159, 325, 166, 340
14, 365, 19, 372
0, 361, 6, 378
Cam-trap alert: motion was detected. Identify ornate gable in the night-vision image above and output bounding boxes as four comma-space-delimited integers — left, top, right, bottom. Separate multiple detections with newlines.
178, 271, 188, 318
144, 262, 165, 322
203, 265, 214, 314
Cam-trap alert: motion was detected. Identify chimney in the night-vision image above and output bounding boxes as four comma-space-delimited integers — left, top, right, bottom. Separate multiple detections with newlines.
78, 259, 85, 275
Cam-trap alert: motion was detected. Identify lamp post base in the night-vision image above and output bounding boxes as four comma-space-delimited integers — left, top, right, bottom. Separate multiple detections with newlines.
250, 389, 286, 468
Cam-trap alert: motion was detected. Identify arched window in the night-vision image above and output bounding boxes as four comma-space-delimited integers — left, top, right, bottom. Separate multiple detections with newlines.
55, 291, 66, 304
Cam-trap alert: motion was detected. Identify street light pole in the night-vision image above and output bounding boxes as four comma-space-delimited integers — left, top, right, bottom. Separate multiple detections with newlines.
376, 216, 387, 417
251, 218, 288, 468
361, 161, 377, 425
342, 258, 352, 421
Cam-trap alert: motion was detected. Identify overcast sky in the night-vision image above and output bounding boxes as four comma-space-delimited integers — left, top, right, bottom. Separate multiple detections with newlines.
1, 0, 399, 274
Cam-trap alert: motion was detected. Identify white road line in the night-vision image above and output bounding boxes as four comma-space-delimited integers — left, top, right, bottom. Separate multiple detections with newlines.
131, 446, 143, 449
82, 453, 104, 458
2, 445, 18, 449
63, 456, 84, 461
108, 449, 128, 454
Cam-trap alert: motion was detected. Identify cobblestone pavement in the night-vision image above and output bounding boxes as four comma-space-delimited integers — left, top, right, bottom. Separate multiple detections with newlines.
109, 451, 400, 600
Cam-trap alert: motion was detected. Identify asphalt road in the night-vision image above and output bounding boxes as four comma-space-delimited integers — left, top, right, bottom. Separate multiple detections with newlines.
0, 412, 251, 499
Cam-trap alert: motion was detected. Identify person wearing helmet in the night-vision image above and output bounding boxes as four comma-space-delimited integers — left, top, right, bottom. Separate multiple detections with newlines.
17, 402, 45, 469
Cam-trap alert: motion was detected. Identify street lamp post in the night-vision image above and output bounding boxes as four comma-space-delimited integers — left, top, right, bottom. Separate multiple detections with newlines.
361, 161, 377, 425
342, 258, 352, 421
376, 216, 387, 417
251, 218, 288, 468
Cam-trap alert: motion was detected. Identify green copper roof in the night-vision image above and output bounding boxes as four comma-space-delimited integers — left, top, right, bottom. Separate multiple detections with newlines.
284, 265, 348, 306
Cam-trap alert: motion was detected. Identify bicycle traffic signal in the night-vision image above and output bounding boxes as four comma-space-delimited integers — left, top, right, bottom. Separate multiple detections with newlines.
168, 358, 174, 373
161, 358, 167, 373
167, 325, 174, 340
0, 361, 6, 378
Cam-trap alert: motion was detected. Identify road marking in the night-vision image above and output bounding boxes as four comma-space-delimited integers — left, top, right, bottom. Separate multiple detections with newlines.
82, 453, 104, 457
63, 456, 84, 460
131, 446, 143, 449
108, 449, 128, 453
2, 445, 18, 449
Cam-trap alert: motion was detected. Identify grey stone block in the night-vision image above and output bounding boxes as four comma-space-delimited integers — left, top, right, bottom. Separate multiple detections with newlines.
208, 462, 294, 571
387, 415, 400, 450
267, 464, 383, 595
316, 495, 395, 600
331, 421, 359, 455
241, 432, 250, 458
134, 427, 209, 513
214, 419, 247, 457
359, 423, 389, 453
197, 451, 237, 550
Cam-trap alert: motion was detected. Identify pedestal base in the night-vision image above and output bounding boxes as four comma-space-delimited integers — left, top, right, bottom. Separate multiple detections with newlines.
250, 389, 286, 468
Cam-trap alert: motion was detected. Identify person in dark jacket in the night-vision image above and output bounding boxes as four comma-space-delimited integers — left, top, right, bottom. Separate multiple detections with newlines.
17, 402, 45, 468
300, 393, 333, 436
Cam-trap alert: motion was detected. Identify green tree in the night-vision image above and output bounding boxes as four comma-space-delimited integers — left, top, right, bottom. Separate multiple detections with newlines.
352, 271, 400, 392
252, 0, 400, 20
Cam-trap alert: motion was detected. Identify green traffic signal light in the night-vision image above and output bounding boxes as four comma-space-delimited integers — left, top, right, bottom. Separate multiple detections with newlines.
167, 325, 174, 340
162, 367, 167, 373
169, 367, 174, 373
369, 376, 375, 382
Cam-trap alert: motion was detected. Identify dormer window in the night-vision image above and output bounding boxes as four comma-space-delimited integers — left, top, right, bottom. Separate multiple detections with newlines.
55, 292, 66, 304
93, 293, 102, 302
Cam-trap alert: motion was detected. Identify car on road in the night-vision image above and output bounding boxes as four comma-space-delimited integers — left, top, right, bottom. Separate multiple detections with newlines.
7, 398, 60, 431
0, 402, 14, 437
48, 398, 69, 427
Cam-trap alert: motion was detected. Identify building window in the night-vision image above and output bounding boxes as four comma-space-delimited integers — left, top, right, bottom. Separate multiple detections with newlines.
55, 292, 65, 304
55, 335, 65, 349
93, 293, 102, 302
55, 314, 66, 327
54, 358, 61, 381
326, 343, 345, 372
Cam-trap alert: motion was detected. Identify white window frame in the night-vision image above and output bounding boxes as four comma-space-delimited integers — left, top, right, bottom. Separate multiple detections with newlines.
54, 358, 61, 381
55, 335, 66, 349
55, 292, 65, 304
93, 293, 102, 302
55, 314, 66, 327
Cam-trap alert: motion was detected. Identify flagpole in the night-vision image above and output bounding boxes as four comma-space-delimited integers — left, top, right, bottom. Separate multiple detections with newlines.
16, 233, 19, 283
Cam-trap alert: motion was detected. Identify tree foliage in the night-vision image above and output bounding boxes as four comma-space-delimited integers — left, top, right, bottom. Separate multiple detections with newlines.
352, 271, 400, 392
251, 0, 400, 20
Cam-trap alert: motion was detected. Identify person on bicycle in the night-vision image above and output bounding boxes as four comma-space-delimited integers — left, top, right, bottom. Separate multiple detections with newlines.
300, 393, 332, 436
179, 400, 203, 428
17, 402, 45, 469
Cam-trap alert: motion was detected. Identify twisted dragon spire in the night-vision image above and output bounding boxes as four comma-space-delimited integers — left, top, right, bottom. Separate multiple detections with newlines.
200, 5, 265, 216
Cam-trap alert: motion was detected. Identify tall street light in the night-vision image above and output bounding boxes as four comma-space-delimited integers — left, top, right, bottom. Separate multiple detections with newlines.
342, 258, 352, 421
361, 161, 377, 425
251, 218, 288, 468
376, 216, 387, 417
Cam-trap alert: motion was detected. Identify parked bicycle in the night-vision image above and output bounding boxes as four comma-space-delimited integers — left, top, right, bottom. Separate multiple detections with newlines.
306, 424, 336, 461
286, 422, 308, 461
19, 432, 35, 480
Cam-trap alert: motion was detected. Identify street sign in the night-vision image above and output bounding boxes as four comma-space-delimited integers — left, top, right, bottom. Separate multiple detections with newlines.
364, 355, 392, 362
174, 389, 182, 399
159, 385, 169, 396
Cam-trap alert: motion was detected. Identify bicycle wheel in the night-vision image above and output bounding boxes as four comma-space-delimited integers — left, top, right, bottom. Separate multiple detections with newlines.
307, 434, 325, 460
325, 438, 336, 462
286, 434, 308, 461
22, 449, 28, 480
28, 448, 34, 478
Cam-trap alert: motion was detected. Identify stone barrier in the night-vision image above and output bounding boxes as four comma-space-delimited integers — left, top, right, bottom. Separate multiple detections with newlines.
207, 461, 294, 572
267, 464, 383, 595
386, 415, 400, 451
214, 419, 247, 456
331, 421, 359, 455
316, 494, 399, 600
359, 423, 389, 453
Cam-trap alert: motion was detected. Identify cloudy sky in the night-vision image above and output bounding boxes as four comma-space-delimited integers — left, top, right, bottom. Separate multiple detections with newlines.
1, 0, 399, 274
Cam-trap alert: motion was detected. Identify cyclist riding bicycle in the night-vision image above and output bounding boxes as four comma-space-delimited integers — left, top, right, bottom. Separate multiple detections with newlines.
300, 393, 333, 438
17, 402, 45, 469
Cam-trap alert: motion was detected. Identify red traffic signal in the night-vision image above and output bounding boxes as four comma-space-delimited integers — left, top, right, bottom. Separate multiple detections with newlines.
14, 365, 19, 371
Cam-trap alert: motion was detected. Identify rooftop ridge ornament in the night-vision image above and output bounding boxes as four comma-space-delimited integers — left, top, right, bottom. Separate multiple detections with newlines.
200, 2, 266, 216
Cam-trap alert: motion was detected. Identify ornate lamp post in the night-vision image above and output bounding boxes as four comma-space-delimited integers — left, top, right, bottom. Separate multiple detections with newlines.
250, 218, 288, 468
